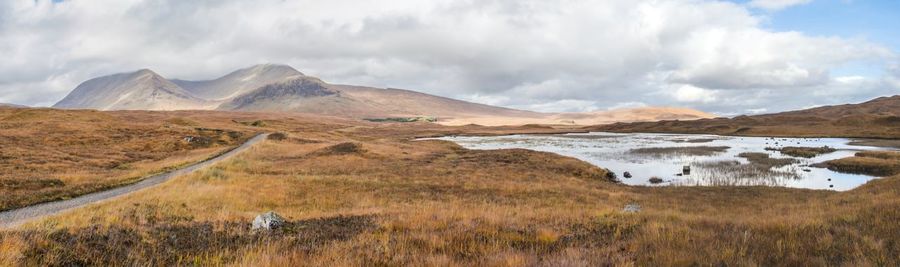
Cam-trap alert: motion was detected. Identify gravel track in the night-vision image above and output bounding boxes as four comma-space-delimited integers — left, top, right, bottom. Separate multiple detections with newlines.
0, 133, 269, 228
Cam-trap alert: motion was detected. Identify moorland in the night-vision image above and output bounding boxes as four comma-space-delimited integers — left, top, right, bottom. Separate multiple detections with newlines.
1, 106, 898, 266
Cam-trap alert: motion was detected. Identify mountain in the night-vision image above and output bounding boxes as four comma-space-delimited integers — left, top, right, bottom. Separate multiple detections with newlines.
220, 77, 542, 119
53, 64, 712, 125
53, 69, 212, 110
172, 64, 304, 101
591, 95, 900, 138
768, 95, 900, 118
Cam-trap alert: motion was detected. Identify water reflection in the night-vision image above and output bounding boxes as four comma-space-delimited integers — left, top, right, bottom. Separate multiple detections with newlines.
433, 132, 898, 191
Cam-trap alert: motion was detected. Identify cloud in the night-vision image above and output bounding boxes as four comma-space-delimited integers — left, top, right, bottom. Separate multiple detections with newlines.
0, 0, 896, 115
672, 84, 718, 103
748, 0, 814, 11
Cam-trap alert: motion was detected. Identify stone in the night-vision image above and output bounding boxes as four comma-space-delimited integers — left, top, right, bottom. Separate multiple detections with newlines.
252, 211, 286, 230
623, 204, 641, 213
623, 171, 632, 178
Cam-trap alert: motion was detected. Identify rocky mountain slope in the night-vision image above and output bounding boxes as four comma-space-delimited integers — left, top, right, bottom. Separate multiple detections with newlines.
53, 64, 713, 125
172, 64, 304, 101
53, 69, 212, 110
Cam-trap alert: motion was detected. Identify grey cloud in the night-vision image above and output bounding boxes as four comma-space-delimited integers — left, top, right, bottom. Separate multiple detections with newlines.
0, 0, 897, 116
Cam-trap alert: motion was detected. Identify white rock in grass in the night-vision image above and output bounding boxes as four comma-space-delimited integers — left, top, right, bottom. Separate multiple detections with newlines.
623, 204, 641, 213
252, 211, 286, 230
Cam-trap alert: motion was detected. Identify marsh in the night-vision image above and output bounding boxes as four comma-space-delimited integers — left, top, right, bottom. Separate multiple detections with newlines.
436, 132, 900, 191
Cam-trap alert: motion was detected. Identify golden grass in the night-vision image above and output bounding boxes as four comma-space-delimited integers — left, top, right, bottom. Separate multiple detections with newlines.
0, 108, 267, 210
0, 109, 898, 266
822, 151, 900, 177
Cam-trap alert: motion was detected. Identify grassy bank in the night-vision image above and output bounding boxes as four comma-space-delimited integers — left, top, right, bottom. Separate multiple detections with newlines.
821, 151, 900, 177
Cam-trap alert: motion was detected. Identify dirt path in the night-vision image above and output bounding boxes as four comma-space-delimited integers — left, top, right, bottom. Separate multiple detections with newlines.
0, 133, 269, 228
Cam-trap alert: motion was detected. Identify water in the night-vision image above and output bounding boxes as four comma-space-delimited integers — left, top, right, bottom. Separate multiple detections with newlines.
432, 132, 898, 191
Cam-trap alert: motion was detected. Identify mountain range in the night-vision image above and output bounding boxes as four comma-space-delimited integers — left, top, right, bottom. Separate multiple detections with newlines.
53, 64, 714, 125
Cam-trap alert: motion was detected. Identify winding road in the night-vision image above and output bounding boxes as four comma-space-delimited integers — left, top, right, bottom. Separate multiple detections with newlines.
0, 133, 269, 228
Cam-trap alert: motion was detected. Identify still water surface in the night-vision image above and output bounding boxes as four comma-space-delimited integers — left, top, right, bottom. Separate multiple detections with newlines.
435, 132, 897, 191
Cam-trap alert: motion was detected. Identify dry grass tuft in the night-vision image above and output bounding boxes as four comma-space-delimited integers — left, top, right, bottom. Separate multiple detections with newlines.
630, 146, 730, 157
768, 146, 837, 158
737, 152, 798, 168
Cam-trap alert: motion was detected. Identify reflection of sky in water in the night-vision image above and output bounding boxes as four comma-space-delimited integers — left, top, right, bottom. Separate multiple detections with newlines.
432, 132, 899, 191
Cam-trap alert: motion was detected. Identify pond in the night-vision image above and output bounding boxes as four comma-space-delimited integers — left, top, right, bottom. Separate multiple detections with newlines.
432, 132, 898, 191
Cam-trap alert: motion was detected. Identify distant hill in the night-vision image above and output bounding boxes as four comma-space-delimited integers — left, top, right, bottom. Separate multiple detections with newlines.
591, 95, 900, 138
52, 64, 712, 125
438, 107, 714, 126
0, 103, 26, 108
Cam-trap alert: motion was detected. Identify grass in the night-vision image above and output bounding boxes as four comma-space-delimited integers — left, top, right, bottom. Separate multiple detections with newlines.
848, 139, 900, 149
766, 146, 837, 158
820, 151, 900, 177
0, 108, 265, 211
629, 146, 730, 157
737, 152, 799, 168
1, 109, 899, 266
590, 111, 900, 139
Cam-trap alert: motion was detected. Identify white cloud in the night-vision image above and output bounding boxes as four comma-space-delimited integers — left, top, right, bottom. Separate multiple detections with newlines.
0, 0, 896, 115
746, 108, 768, 114
672, 84, 718, 103
748, 0, 814, 11
607, 102, 649, 110
521, 99, 600, 113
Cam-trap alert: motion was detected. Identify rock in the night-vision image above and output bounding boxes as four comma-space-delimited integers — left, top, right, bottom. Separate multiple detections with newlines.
623, 171, 632, 178
623, 204, 641, 213
649, 177, 664, 184
682, 165, 691, 175
802, 169, 811, 172
251, 211, 286, 230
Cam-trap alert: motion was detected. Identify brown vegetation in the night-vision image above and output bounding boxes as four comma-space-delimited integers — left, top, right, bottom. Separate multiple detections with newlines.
1, 108, 899, 266
768, 146, 837, 158
0, 108, 262, 211
629, 146, 730, 157
591, 95, 900, 139
737, 152, 798, 168
820, 151, 900, 177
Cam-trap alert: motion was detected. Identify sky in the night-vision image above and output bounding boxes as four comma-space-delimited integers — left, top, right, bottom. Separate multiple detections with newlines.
0, 0, 898, 116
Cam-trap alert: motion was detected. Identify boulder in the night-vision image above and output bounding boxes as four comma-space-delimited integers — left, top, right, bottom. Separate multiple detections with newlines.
623, 171, 632, 178
623, 204, 641, 213
251, 211, 286, 230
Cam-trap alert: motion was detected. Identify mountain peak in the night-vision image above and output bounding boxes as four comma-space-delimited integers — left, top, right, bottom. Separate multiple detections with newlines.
240, 63, 303, 76
173, 63, 306, 101
131, 69, 165, 79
